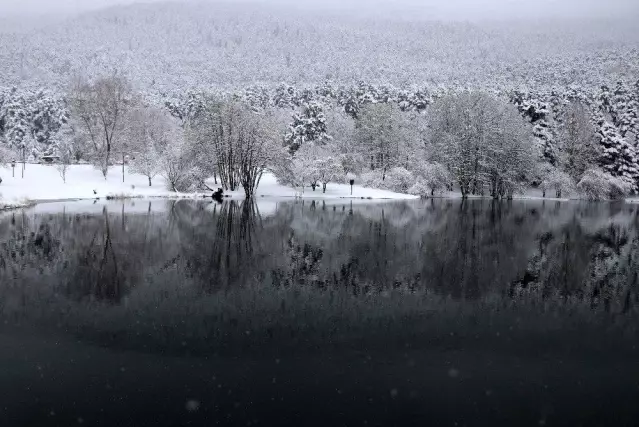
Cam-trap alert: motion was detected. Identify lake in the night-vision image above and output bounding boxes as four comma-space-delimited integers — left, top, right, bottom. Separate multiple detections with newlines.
1, 198, 638, 426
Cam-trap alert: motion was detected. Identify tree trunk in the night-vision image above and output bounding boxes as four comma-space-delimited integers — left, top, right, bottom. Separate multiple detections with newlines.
148, 176, 152, 187
244, 184, 254, 199
104, 145, 111, 179
311, 183, 317, 191
122, 153, 125, 183
322, 183, 327, 193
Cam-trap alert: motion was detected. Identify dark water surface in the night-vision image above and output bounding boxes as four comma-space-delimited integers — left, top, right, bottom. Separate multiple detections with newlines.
0, 198, 638, 426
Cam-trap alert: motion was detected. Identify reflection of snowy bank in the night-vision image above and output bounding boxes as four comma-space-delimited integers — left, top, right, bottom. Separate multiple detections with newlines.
29, 199, 178, 215
1, 198, 638, 356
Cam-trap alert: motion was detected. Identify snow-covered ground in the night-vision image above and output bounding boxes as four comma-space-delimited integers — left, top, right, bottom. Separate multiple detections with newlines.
0, 164, 417, 210
222, 172, 419, 200
0, 164, 194, 210
7, 164, 635, 212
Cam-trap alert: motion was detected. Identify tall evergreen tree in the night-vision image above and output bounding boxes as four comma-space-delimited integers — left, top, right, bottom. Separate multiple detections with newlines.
595, 113, 639, 191
610, 81, 638, 138
285, 102, 330, 154
511, 91, 558, 165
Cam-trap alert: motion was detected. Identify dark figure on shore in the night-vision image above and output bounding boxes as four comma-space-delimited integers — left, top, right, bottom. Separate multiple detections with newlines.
212, 188, 224, 203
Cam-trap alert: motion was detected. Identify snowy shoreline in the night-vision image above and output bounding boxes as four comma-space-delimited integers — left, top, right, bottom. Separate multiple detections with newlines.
0, 164, 418, 212
2, 164, 637, 213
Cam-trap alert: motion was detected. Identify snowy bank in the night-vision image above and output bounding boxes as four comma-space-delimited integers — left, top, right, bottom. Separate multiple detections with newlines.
0, 164, 417, 210
222, 172, 419, 201
0, 164, 202, 211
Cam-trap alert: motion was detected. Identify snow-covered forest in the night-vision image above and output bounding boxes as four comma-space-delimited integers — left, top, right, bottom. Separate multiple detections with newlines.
1, 1, 638, 200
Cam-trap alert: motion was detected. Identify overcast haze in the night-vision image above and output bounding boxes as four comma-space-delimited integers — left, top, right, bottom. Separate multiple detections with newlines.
1, 0, 638, 20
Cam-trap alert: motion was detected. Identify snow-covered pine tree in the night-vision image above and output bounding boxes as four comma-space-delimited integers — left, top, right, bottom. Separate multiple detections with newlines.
314, 80, 336, 108
0, 87, 8, 142
285, 101, 330, 154
594, 113, 639, 191
355, 81, 377, 106
511, 90, 558, 165
29, 90, 69, 156
597, 84, 614, 118
296, 88, 315, 107
397, 89, 411, 112
342, 92, 360, 119
634, 79, 639, 145
2, 90, 31, 153
610, 81, 638, 139
376, 84, 396, 104
243, 85, 271, 112
408, 88, 432, 112
164, 90, 205, 127
272, 83, 296, 109
549, 88, 568, 127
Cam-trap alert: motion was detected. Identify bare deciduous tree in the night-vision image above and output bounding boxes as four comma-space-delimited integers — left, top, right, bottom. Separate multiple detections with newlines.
68, 75, 135, 178
354, 103, 413, 180
236, 110, 282, 198
558, 101, 599, 182
192, 100, 282, 197
55, 125, 74, 183
411, 162, 452, 196
427, 92, 535, 199
127, 106, 175, 187
160, 136, 200, 192
191, 100, 242, 191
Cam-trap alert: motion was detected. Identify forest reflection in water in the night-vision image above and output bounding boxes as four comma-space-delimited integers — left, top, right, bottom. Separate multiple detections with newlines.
0, 198, 638, 352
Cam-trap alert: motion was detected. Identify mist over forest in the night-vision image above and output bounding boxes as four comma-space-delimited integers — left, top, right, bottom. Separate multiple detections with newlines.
1, 0, 638, 90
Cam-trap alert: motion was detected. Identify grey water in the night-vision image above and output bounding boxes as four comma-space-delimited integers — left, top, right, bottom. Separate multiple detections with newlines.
0, 198, 638, 426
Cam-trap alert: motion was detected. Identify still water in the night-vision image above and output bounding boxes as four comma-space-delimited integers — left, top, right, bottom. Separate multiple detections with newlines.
0, 198, 638, 426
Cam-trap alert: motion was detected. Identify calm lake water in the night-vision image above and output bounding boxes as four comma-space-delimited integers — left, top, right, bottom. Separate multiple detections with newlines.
1, 198, 638, 426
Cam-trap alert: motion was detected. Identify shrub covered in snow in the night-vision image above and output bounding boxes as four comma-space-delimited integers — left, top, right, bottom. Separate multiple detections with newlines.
408, 180, 429, 197
608, 176, 634, 200
540, 169, 575, 198
361, 167, 415, 194
413, 162, 451, 196
577, 168, 632, 200
384, 167, 414, 193
160, 141, 201, 192
360, 170, 385, 191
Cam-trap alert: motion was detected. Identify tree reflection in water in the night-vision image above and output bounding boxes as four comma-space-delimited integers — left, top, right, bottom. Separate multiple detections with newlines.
0, 199, 638, 318
1, 199, 639, 427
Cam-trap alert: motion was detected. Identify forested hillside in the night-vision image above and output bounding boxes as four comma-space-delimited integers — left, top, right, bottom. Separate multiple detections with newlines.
1, 1, 638, 91
1, 1, 639, 200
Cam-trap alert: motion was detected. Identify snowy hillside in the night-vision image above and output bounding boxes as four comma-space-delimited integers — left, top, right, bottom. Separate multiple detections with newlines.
1, 1, 637, 91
